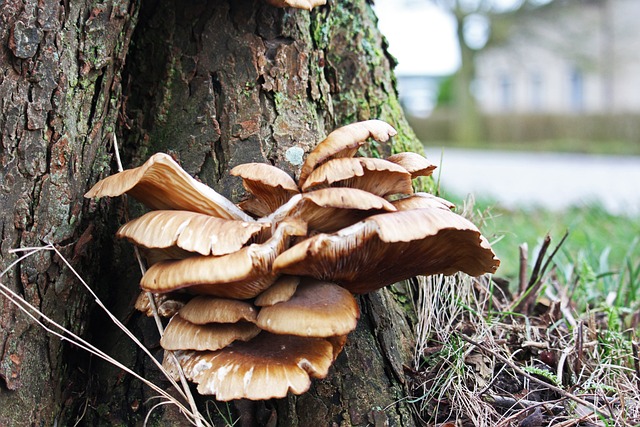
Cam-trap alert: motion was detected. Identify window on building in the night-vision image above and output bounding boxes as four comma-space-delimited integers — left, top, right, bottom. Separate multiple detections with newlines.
570, 67, 584, 112
499, 73, 513, 111
530, 72, 543, 111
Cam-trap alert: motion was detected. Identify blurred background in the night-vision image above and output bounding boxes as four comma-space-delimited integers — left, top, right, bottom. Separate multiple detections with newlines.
374, 0, 640, 281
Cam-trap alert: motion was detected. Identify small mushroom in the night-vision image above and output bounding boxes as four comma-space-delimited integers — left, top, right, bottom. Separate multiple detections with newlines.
231, 163, 300, 217
301, 157, 413, 198
263, 0, 326, 10
140, 219, 307, 299
85, 153, 251, 221
254, 276, 300, 306
179, 296, 258, 324
386, 152, 437, 179
273, 208, 500, 294
392, 192, 456, 211
134, 292, 187, 317
287, 187, 396, 233
298, 120, 397, 187
160, 315, 260, 351
256, 279, 359, 337
165, 332, 334, 400
117, 210, 270, 256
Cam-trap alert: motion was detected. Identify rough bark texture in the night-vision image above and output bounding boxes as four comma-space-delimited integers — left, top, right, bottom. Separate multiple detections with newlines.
0, 0, 138, 424
0, 0, 424, 425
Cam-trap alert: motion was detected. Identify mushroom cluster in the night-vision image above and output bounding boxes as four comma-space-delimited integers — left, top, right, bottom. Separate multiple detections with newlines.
85, 120, 499, 401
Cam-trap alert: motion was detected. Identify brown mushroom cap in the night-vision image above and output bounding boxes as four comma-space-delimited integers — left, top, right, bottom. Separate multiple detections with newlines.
301, 157, 413, 197
273, 208, 500, 294
392, 192, 456, 212
256, 279, 359, 337
165, 332, 334, 400
298, 120, 397, 187
288, 187, 396, 233
179, 296, 258, 324
386, 152, 437, 179
160, 315, 260, 351
137, 245, 193, 267
140, 219, 307, 299
231, 163, 300, 217
140, 252, 272, 298
327, 335, 348, 360
254, 276, 300, 306
117, 210, 270, 256
85, 153, 251, 221
263, 0, 326, 10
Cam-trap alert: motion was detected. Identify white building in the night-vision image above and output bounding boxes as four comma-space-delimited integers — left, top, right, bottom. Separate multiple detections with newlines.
396, 75, 443, 117
475, 0, 640, 114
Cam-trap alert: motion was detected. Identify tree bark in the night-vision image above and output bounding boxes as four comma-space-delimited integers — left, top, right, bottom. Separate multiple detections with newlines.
0, 0, 424, 425
453, 12, 482, 145
0, 1, 138, 424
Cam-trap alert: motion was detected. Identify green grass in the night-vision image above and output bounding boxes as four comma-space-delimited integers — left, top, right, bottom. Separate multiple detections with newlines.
476, 201, 637, 278
442, 196, 640, 311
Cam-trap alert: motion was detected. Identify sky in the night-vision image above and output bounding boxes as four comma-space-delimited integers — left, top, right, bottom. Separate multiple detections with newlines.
372, 0, 460, 75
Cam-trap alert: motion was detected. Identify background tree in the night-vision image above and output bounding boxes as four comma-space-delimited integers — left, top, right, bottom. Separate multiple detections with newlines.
0, 0, 426, 424
428, 0, 560, 144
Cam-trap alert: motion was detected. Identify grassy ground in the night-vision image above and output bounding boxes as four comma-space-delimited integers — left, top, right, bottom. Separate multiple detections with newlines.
408, 195, 640, 425
469, 200, 640, 291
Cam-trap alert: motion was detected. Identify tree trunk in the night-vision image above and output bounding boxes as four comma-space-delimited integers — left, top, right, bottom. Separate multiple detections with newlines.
0, 0, 138, 424
0, 0, 424, 425
453, 13, 482, 146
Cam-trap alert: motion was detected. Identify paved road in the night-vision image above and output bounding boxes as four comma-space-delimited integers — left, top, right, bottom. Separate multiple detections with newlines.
422, 147, 640, 216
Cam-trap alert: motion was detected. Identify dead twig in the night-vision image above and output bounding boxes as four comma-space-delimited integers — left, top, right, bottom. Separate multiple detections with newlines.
576, 321, 584, 380
514, 231, 569, 315
537, 231, 569, 285
519, 243, 528, 295
528, 234, 552, 289
513, 234, 551, 314
632, 340, 640, 392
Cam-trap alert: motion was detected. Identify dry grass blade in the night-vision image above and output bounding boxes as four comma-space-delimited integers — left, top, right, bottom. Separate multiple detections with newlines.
459, 334, 615, 420
0, 246, 205, 426
413, 274, 470, 367
411, 274, 499, 425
